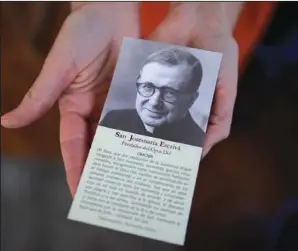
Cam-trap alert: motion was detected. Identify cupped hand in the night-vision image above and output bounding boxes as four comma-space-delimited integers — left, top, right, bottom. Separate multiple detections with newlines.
1, 2, 140, 196
148, 3, 240, 158
2, 2, 240, 196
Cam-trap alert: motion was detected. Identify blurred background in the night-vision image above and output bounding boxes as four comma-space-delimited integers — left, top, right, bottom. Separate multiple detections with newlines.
1, 2, 298, 251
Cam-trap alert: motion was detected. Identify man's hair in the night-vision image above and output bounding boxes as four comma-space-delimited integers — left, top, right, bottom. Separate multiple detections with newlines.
140, 47, 203, 92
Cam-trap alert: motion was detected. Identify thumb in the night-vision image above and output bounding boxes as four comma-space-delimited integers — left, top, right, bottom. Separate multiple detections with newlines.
1, 19, 76, 128
148, 4, 195, 45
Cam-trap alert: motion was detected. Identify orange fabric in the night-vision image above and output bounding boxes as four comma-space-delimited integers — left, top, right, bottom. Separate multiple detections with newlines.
140, 2, 277, 73
234, 2, 277, 71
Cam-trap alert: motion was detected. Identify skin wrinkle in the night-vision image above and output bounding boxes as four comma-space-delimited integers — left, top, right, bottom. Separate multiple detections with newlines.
58, 92, 95, 118
67, 4, 140, 93
1, 2, 245, 195
60, 134, 86, 144
211, 82, 234, 124
220, 3, 229, 35
189, 2, 244, 40
72, 46, 110, 84
196, 3, 226, 36
71, 46, 112, 92
7, 62, 75, 129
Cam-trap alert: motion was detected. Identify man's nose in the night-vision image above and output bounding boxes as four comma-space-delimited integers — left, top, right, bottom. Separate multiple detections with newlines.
148, 90, 163, 107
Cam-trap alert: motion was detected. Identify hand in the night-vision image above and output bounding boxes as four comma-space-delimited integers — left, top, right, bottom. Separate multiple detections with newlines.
148, 3, 240, 157
1, 2, 140, 196
2, 2, 241, 197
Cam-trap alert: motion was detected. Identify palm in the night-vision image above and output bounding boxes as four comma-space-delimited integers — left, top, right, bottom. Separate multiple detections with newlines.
150, 16, 239, 158
59, 4, 140, 195
2, 2, 239, 196
2, 3, 140, 196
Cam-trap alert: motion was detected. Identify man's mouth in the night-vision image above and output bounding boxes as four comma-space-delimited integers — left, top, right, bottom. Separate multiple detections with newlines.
145, 108, 165, 115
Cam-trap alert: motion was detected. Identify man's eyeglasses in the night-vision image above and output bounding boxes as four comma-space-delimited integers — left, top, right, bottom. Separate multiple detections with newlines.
136, 82, 192, 103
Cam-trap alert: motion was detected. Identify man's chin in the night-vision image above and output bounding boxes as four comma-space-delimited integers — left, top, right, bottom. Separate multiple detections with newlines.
138, 113, 167, 127
143, 119, 165, 128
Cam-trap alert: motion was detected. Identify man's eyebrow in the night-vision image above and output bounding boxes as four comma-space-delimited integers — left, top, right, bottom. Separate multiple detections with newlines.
157, 84, 181, 92
137, 81, 180, 92
163, 86, 179, 92
136, 81, 153, 85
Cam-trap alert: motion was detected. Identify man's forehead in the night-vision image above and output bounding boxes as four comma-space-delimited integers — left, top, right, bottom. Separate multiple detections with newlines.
139, 62, 191, 88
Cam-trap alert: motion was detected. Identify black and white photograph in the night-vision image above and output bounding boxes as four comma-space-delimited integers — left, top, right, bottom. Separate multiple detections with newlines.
99, 38, 222, 148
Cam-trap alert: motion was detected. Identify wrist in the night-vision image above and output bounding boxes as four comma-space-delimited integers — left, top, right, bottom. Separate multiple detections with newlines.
70, 2, 140, 12
70, 2, 89, 11
199, 2, 244, 36
169, 2, 244, 38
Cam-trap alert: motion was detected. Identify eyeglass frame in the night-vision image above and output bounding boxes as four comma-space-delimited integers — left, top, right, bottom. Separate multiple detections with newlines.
136, 81, 196, 104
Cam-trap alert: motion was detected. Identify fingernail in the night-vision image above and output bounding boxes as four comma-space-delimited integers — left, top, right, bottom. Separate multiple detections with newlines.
1, 115, 10, 127
1, 115, 7, 123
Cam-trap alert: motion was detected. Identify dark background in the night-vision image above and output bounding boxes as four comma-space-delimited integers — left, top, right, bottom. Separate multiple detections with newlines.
1, 2, 298, 251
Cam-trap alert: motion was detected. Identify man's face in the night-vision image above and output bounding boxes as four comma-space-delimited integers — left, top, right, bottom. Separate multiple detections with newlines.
135, 62, 198, 128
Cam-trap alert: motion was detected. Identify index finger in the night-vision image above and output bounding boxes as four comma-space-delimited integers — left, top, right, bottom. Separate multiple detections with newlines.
1, 17, 76, 128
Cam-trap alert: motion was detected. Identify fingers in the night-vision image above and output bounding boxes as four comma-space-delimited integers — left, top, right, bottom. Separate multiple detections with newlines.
1, 20, 76, 129
202, 113, 232, 158
202, 77, 237, 158
58, 91, 97, 197
201, 38, 238, 158
60, 112, 89, 197
202, 121, 231, 158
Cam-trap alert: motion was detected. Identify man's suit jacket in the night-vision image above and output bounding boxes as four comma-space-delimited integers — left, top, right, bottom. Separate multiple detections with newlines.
99, 109, 205, 147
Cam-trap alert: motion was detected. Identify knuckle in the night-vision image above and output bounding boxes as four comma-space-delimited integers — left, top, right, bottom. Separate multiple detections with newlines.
212, 109, 229, 124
